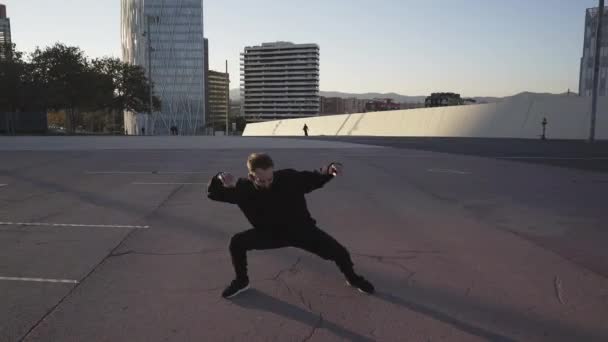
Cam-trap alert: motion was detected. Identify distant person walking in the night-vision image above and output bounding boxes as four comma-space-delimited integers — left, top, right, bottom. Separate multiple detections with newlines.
141, 127, 146, 136
303, 123, 309, 136
541, 117, 547, 140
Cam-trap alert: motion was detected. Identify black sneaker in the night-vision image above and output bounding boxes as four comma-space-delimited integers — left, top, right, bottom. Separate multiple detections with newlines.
221, 278, 250, 299
346, 275, 375, 294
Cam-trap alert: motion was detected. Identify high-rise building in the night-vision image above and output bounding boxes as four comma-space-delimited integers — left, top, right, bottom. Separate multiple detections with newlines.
207, 70, 229, 130
366, 98, 401, 111
320, 97, 344, 115
241, 42, 319, 122
121, 0, 206, 135
343, 97, 367, 114
579, 6, 608, 97
203, 38, 209, 128
0, 4, 11, 60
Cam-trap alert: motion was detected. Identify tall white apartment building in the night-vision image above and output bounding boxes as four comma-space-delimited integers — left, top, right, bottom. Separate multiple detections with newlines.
241, 42, 319, 122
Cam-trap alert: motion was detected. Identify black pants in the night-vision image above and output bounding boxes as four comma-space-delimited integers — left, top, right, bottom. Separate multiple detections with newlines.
229, 226, 355, 280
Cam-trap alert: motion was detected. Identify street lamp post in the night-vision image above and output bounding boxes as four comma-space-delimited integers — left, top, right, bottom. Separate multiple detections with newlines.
143, 15, 156, 135
225, 60, 229, 136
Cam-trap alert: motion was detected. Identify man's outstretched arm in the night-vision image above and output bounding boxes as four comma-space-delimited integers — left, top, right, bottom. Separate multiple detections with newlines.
295, 162, 343, 193
207, 172, 241, 204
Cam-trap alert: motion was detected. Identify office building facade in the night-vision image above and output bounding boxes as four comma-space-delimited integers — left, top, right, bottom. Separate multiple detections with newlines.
121, 0, 206, 135
0, 4, 11, 60
207, 70, 229, 130
579, 6, 608, 97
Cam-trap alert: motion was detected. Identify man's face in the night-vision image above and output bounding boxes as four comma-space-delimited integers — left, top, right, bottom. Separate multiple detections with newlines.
250, 167, 274, 190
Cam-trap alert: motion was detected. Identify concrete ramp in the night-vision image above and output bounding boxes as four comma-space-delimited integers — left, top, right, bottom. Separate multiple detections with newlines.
244, 94, 608, 140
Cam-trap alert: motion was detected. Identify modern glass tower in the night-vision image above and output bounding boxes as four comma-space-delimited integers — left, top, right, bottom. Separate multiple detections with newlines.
579, 6, 608, 97
121, 0, 206, 135
0, 4, 11, 61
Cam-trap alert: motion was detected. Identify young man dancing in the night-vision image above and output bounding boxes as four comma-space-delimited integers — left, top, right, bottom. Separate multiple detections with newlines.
207, 153, 375, 298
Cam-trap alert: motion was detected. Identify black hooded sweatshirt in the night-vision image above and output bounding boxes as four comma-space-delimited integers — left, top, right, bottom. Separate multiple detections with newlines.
207, 168, 334, 231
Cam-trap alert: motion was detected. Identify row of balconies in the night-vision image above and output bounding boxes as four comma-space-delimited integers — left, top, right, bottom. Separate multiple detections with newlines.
244, 102, 319, 107
242, 85, 319, 89
244, 96, 319, 101
243, 90, 318, 94
242, 91, 319, 96
242, 82, 318, 88
241, 65, 319, 71
242, 48, 319, 56
241, 47, 319, 53
242, 76, 318, 82
241, 70, 317, 77
243, 112, 319, 116
241, 61, 319, 68
240, 55, 319, 62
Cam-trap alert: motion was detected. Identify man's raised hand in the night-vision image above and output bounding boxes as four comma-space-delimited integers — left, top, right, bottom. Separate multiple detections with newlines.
219, 172, 237, 188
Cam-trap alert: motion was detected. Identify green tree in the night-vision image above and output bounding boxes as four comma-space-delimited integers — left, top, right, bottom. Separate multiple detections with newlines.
29, 44, 94, 133
92, 57, 160, 132
0, 44, 28, 112
2, 43, 160, 134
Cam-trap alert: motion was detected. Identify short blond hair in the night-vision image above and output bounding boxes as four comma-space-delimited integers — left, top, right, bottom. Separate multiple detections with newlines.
247, 153, 274, 172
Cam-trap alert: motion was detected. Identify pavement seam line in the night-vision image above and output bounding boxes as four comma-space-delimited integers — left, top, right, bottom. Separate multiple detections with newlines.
0, 277, 79, 284
0, 222, 149, 229
108, 248, 224, 258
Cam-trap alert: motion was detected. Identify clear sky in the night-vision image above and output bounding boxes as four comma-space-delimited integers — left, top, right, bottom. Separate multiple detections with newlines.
1, 0, 601, 97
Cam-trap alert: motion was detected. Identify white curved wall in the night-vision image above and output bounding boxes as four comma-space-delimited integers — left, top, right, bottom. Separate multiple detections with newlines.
243, 94, 608, 140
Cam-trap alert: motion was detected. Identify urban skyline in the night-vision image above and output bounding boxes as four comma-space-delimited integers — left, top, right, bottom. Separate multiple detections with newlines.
1, 0, 602, 97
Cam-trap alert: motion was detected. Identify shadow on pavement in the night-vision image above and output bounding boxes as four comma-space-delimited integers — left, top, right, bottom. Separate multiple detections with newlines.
232, 289, 375, 342
375, 291, 515, 342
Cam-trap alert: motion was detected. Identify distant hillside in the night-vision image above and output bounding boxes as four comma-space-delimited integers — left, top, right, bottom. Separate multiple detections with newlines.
230, 89, 575, 104
320, 91, 503, 104
319, 91, 427, 103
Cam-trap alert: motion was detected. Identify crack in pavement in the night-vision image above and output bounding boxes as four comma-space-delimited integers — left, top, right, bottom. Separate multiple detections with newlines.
297, 289, 313, 311
319, 292, 355, 299
396, 249, 441, 255
301, 313, 323, 342
271, 257, 302, 280
276, 277, 294, 297
554, 276, 566, 305
264, 257, 304, 297
354, 253, 416, 280
354, 252, 418, 261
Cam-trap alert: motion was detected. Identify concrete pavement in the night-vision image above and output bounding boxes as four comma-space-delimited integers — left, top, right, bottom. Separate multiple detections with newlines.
0, 136, 607, 341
